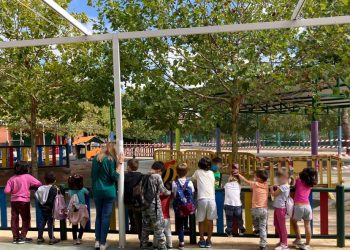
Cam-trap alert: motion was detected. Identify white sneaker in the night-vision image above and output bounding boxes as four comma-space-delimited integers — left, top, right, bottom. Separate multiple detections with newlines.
293, 239, 304, 248
100, 243, 109, 250
94, 241, 100, 249
299, 244, 310, 250
275, 244, 289, 250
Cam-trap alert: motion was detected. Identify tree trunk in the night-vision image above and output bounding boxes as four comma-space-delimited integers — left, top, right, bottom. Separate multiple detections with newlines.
342, 109, 350, 149
30, 97, 38, 178
231, 97, 241, 163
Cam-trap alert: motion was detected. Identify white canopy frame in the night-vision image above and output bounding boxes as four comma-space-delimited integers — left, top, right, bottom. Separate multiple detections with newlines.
1, 1, 350, 248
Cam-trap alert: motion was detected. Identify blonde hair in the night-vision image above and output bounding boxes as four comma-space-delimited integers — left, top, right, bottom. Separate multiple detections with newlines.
97, 143, 118, 162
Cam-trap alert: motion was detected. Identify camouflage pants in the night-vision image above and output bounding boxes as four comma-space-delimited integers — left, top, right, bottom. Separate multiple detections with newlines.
141, 206, 166, 250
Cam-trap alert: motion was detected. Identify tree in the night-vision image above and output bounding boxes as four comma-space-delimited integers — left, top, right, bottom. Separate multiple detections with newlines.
0, 0, 93, 176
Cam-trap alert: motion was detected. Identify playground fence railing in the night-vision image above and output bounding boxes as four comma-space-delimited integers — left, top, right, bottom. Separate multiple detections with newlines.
0, 144, 69, 169
0, 186, 347, 248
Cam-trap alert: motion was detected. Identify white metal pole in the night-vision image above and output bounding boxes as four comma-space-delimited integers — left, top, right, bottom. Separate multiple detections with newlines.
112, 35, 126, 248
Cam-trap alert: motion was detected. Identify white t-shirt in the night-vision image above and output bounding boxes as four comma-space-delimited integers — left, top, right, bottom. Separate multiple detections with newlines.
224, 181, 242, 206
171, 178, 195, 194
192, 169, 215, 200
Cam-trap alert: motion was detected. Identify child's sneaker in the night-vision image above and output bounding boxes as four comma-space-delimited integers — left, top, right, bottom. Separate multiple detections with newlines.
49, 238, 60, 245
259, 247, 266, 250
275, 244, 289, 250
21, 238, 33, 243
179, 242, 185, 250
37, 238, 45, 244
225, 228, 233, 237
205, 240, 212, 248
298, 244, 310, 250
293, 239, 304, 248
198, 240, 206, 248
100, 243, 109, 250
239, 228, 246, 236
95, 241, 100, 249
16, 238, 25, 244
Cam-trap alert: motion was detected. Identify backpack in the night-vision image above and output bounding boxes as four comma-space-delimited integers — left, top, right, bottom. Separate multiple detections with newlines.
286, 196, 294, 217
132, 174, 158, 211
173, 179, 196, 217
53, 189, 68, 220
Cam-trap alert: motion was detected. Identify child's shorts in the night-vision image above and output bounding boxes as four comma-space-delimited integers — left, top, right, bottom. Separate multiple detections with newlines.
292, 204, 312, 221
196, 199, 217, 222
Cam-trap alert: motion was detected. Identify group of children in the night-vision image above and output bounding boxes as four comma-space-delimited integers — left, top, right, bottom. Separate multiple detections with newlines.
5, 161, 89, 245
126, 156, 317, 250
4, 157, 317, 250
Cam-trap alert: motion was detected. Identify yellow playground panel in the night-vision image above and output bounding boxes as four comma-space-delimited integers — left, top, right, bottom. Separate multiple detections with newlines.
153, 149, 343, 187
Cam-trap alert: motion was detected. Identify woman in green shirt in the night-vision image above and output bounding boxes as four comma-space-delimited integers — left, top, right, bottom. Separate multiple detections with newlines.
91, 143, 124, 250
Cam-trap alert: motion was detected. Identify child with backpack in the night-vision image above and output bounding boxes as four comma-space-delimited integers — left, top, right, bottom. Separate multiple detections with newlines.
291, 168, 318, 250
192, 157, 217, 248
5, 161, 42, 244
270, 171, 291, 250
172, 163, 195, 250
224, 165, 245, 237
238, 169, 269, 250
35, 171, 60, 245
67, 174, 90, 245
140, 161, 171, 250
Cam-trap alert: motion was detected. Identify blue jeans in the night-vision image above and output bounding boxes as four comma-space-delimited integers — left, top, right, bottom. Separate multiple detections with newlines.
94, 197, 115, 245
175, 215, 186, 242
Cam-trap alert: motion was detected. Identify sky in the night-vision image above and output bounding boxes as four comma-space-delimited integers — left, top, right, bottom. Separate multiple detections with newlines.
68, 0, 98, 18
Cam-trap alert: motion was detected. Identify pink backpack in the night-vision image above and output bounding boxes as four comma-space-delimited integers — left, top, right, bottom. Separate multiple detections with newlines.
53, 189, 67, 220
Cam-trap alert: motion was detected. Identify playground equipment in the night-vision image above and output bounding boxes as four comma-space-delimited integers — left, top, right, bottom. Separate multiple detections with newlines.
154, 149, 343, 187
73, 136, 104, 160
0, 144, 69, 168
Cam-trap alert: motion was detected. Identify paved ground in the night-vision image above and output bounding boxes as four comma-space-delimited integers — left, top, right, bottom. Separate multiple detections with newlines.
0, 231, 349, 250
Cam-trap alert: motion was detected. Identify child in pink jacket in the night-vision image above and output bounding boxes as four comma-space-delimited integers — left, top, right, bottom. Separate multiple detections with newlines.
5, 161, 42, 244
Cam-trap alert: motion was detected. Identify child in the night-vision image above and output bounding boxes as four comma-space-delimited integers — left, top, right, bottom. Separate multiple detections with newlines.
124, 159, 143, 242
192, 157, 217, 248
172, 163, 195, 250
154, 173, 173, 249
270, 171, 290, 250
5, 161, 42, 244
35, 171, 60, 245
141, 161, 171, 250
67, 174, 89, 245
211, 157, 223, 190
291, 168, 318, 250
239, 169, 269, 250
224, 165, 245, 237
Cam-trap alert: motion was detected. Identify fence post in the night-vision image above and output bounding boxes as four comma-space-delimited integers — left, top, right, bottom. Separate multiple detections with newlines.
66, 144, 70, 167
336, 185, 345, 248
189, 214, 196, 244
0, 188, 7, 229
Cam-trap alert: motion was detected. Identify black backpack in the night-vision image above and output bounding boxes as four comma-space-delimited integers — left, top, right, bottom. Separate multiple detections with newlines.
132, 174, 158, 212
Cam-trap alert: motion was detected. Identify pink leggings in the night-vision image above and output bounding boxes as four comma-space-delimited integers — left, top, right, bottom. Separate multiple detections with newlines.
274, 208, 288, 245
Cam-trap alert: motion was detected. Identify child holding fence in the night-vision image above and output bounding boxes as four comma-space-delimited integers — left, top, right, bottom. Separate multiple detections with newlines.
291, 168, 318, 250
67, 174, 90, 245
239, 168, 269, 250
192, 157, 217, 248
224, 165, 245, 237
35, 171, 60, 245
5, 161, 42, 244
270, 171, 290, 250
173, 163, 195, 250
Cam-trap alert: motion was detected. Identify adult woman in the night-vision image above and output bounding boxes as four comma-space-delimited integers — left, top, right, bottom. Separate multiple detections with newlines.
91, 143, 124, 250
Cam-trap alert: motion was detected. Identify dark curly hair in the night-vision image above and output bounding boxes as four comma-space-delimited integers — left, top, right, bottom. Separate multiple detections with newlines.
14, 161, 30, 175
198, 157, 211, 171
68, 174, 84, 190
299, 167, 318, 187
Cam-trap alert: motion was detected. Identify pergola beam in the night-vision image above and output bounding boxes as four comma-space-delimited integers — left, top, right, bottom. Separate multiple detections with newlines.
41, 0, 92, 35
291, 0, 307, 20
1, 15, 350, 48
